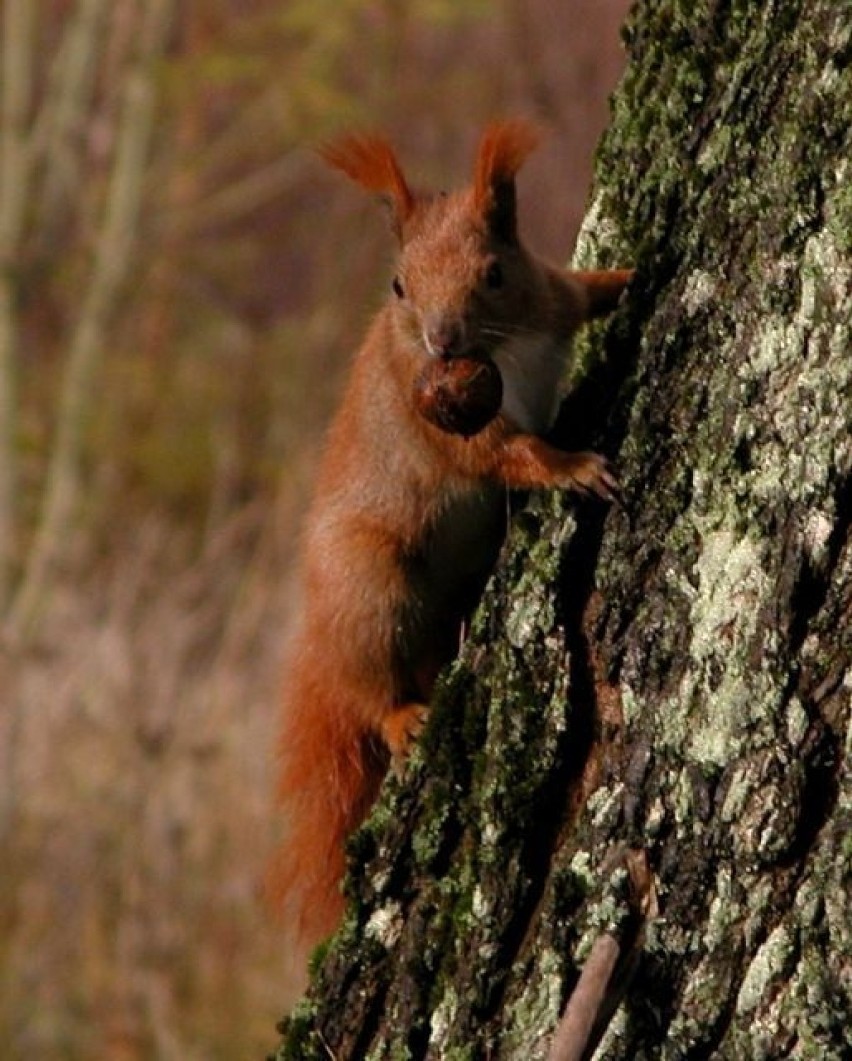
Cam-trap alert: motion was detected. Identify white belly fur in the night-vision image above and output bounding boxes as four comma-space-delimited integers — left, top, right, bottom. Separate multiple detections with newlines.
493, 335, 569, 435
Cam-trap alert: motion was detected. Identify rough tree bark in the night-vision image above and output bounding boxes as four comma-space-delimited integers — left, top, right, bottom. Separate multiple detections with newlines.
275, 1, 851, 1057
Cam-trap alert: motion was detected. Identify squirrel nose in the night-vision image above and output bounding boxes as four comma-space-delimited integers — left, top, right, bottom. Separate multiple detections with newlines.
424, 320, 464, 359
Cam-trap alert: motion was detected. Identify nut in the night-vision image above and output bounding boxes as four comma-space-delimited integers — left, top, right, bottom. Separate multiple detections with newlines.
413, 355, 503, 438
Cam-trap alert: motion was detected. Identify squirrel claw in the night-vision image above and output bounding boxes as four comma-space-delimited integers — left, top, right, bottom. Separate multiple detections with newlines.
565, 451, 620, 501
381, 703, 430, 777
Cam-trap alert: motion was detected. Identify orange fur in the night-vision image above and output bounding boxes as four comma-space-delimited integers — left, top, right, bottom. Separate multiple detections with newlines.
318, 133, 415, 230
573, 268, 637, 319
272, 123, 633, 977
473, 118, 542, 213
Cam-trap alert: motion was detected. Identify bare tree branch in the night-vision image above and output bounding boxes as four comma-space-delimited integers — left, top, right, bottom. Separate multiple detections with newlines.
30, 0, 109, 247
0, 0, 37, 607
7, 0, 175, 642
548, 934, 621, 1061
162, 151, 306, 235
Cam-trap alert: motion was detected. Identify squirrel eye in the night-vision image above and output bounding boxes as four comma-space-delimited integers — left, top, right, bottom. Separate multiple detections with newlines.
392, 276, 405, 299
485, 261, 503, 289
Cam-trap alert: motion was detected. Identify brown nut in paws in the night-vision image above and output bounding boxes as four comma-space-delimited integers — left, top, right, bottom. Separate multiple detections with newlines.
413, 354, 503, 438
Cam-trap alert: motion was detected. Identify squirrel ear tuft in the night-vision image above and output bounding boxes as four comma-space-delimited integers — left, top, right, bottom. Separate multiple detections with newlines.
318, 133, 415, 237
473, 119, 541, 242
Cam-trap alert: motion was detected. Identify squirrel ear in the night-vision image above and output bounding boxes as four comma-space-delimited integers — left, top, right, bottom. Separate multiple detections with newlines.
473, 119, 541, 243
318, 133, 415, 238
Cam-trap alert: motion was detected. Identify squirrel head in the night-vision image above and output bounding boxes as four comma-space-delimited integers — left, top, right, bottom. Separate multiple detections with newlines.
319, 120, 545, 361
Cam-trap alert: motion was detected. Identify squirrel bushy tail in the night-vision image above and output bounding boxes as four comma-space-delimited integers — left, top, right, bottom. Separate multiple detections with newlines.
267, 650, 385, 964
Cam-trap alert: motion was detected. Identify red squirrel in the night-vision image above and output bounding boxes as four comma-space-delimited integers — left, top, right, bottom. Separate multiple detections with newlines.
271, 120, 632, 972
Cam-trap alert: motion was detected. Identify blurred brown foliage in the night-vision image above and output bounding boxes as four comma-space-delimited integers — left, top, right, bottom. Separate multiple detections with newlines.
0, 0, 629, 1056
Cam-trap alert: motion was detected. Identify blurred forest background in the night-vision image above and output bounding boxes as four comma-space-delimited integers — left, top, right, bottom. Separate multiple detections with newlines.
0, 1, 630, 1057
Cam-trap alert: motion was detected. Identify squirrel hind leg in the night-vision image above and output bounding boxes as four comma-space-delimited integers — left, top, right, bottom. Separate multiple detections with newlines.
380, 702, 430, 777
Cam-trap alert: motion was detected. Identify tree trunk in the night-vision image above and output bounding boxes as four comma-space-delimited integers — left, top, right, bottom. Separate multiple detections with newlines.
274, 1, 851, 1057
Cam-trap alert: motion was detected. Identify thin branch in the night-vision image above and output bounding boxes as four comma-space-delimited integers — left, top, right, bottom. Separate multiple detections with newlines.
184, 86, 292, 180
7, 0, 175, 642
0, 0, 37, 608
30, 0, 108, 245
548, 850, 657, 1061
161, 151, 305, 235
0, 0, 37, 842
548, 933, 621, 1061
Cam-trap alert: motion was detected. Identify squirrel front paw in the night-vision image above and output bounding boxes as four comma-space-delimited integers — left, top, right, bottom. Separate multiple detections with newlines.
559, 451, 619, 501
381, 703, 430, 776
